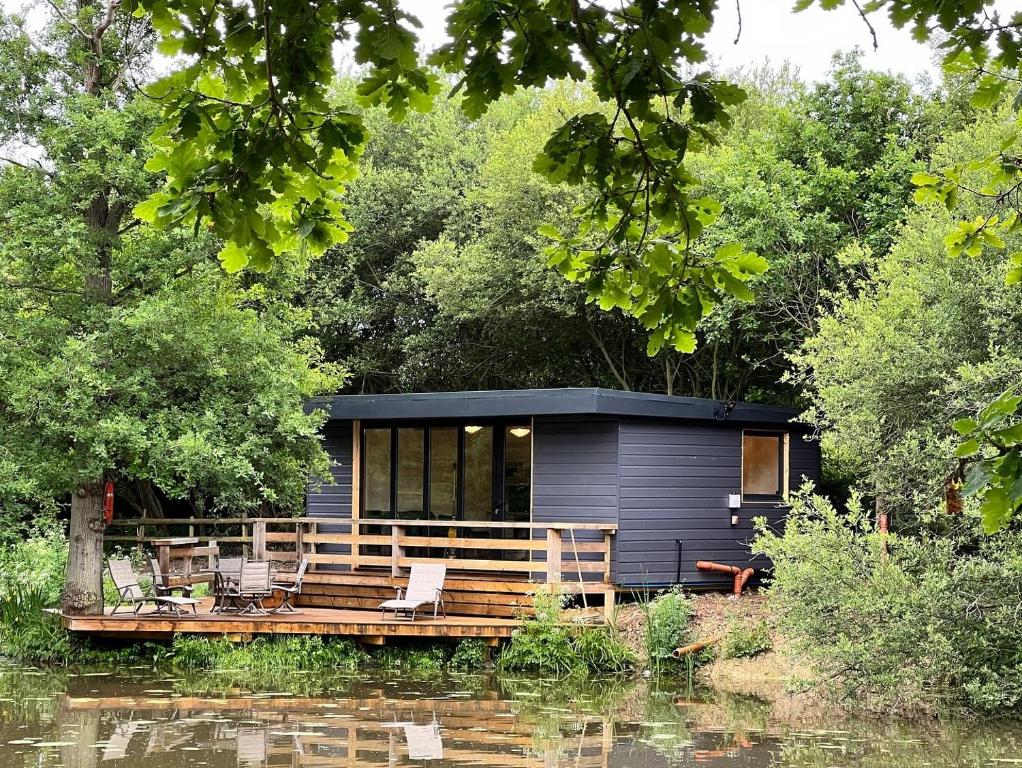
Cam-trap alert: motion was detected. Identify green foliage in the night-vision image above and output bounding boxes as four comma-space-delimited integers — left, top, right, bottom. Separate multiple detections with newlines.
0, 584, 72, 663
755, 491, 1022, 714
450, 638, 488, 670
571, 625, 637, 675
792, 106, 1022, 525
498, 590, 635, 675
638, 587, 693, 671
0, 8, 341, 524
168, 634, 366, 672
0, 526, 67, 606
372, 643, 450, 673
311, 55, 949, 403
952, 390, 1022, 532
720, 620, 772, 660
134, 0, 768, 351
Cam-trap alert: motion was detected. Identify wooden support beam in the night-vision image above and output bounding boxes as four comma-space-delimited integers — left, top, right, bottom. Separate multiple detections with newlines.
252, 521, 266, 561
391, 525, 405, 578
603, 586, 615, 622
547, 529, 562, 584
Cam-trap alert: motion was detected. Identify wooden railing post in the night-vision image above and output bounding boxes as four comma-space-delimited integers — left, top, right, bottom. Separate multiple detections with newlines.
252, 521, 266, 561
309, 521, 318, 571
391, 524, 406, 577
546, 528, 562, 584
295, 521, 304, 563
351, 419, 361, 571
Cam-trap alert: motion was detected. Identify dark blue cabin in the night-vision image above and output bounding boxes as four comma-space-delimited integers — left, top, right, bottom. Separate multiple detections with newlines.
306, 388, 820, 590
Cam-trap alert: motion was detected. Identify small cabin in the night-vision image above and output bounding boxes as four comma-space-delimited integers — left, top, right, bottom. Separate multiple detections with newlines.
307, 388, 820, 590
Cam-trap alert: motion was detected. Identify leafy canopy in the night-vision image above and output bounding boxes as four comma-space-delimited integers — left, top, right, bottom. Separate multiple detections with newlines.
132, 0, 1021, 353
0, 6, 340, 516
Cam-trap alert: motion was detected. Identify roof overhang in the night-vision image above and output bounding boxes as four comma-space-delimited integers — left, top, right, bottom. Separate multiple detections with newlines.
308, 388, 802, 426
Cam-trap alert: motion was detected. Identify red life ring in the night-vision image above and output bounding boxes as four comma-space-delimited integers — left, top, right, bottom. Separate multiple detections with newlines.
103, 480, 114, 525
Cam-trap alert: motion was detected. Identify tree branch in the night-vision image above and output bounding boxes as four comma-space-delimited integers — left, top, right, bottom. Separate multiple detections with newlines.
851, 0, 878, 51
43, 0, 91, 40
0, 156, 52, 176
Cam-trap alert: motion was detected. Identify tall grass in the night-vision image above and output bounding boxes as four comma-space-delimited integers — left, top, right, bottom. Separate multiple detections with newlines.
498, 589, 635, 675
636, 586, 692, 673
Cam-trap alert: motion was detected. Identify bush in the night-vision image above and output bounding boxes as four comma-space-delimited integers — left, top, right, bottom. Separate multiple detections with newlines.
169, 634, 366, 672
450, 638, 488, 669
755, 490, 1022, 714
498, 589, 635, 675
640, 587, 693, 671
0, 527, 67, 606
0, 584, 72, 663
720, 620, 772, 659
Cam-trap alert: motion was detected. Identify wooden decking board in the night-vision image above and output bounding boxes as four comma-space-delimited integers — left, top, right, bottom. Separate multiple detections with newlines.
61, 599, 519, 641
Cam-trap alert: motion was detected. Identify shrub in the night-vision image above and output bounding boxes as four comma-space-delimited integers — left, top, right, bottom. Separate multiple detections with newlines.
374, 643, 450, 673
0, 584, 72, 663
0, 527, 67, 606
720, 620, 772, 659
755, 490, 1022, 714
169, 634, 366, 672
572, 625, 635, 673
450, 638, 488, 669
499, 589, 635, 675
639, 586, 693, 671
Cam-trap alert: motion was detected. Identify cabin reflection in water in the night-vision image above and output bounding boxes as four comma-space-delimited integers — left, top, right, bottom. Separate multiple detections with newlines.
51, 687, 777, 768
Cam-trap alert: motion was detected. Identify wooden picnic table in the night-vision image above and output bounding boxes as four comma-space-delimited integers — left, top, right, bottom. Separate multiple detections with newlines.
152, 537, 219, 589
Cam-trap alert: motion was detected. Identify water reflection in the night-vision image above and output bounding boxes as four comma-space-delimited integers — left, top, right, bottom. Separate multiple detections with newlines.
0, 665, 1019, 768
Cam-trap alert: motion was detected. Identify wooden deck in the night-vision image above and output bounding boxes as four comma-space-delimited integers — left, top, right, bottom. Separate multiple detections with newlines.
60, 599, 519, 644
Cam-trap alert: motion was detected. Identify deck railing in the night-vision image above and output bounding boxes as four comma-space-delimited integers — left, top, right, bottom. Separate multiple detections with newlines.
104, 516, 616, 585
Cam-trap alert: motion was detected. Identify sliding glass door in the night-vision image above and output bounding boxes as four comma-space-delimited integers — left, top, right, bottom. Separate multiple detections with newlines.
359, 421, 532, 562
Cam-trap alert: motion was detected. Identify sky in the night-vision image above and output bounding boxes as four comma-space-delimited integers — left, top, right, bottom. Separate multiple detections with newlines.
397, 0, 944, 83
4, 0, 1016, 84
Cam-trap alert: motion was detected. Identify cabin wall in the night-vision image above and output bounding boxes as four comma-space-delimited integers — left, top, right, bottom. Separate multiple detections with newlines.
530, 416, 620, 580
531, 416, 620, 526
307, 420, 354, 568
615, 418, 820, 588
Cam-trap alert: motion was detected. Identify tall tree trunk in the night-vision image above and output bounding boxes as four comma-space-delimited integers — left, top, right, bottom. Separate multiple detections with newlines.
59, 0, 132, 615
63, 482, 106, 614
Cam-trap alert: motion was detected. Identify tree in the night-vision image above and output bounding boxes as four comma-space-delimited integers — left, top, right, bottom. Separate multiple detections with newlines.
308, 57, 957, 403
128, 0, 1017, 355
793, 107, 1022, 529
0, 5, 338, 613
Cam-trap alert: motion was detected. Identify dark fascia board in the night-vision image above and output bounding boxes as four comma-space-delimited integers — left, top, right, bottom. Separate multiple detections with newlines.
307, 388, 803, 426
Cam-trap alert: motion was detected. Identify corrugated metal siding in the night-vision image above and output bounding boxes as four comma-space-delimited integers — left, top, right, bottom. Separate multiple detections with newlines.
616, 418, 820, 588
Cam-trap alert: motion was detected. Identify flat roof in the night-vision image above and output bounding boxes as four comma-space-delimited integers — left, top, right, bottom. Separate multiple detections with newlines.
309, 388, 801, 426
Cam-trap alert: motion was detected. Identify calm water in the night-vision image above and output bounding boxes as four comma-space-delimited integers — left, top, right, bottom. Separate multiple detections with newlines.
0, 664, 1019, 768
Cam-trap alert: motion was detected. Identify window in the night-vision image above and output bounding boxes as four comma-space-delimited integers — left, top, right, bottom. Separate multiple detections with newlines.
396, 428, 424, 518
428, 428, 458, 520
742, 431, 787, 502
504, 425, 531, 523
360, 423, 531, 523
462, 426, 493, 522
363, 428, 392, 517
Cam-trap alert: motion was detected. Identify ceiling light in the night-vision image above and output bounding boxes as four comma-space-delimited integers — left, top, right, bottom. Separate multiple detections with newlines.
464, 425, 483, 434
509, 427, 531, 438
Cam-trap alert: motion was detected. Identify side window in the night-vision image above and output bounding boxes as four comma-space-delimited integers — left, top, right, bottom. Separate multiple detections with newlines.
742, 431, 788, 502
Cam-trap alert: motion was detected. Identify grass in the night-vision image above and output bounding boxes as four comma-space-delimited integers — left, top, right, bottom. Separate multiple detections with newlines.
497, 588, 635, 675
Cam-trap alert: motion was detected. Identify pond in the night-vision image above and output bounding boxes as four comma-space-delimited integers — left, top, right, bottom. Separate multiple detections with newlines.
0, 664, 1019, 768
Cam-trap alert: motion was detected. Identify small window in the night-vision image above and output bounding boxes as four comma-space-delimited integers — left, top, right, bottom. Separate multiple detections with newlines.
742, 431, 787, 502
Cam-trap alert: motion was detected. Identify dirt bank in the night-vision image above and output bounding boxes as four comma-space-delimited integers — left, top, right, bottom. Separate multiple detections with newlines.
604, 591, 824, 712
